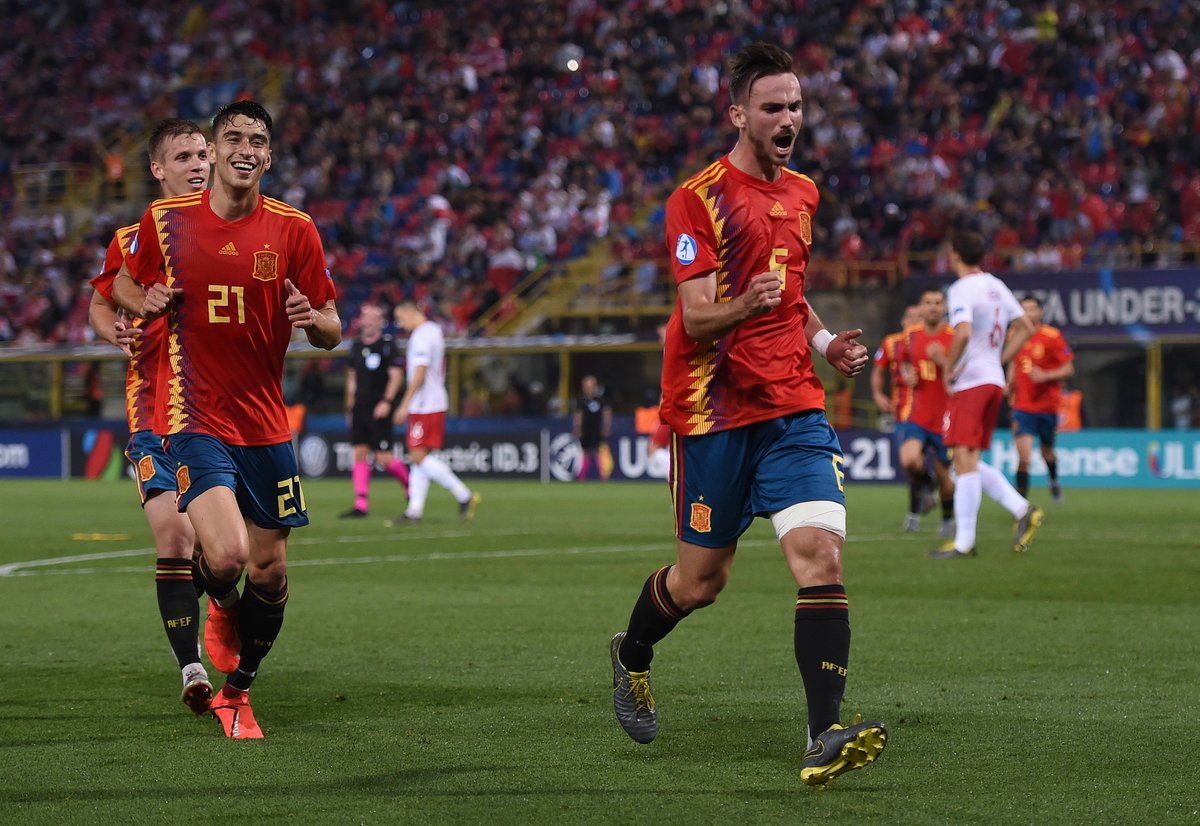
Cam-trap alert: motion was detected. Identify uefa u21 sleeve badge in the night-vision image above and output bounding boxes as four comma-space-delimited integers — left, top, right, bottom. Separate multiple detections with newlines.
675, 234, 697, 265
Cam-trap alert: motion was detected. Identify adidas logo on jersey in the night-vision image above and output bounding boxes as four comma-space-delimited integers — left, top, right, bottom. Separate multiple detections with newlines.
769, 201, 787, 217
219, 242, 239, 256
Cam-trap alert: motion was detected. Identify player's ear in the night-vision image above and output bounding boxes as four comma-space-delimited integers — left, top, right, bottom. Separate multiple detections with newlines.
264, 149, 272, 172
149, 161, 166, 183
729, 103, 746, 129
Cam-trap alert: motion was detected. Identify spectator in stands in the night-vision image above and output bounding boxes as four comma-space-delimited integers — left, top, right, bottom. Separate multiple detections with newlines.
4, 0, 1200, 345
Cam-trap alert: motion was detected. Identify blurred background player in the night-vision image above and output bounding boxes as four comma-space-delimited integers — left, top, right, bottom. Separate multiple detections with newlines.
1007, 295, 1074, 504
573, 374, 613, 480
340, 303, 409, 518
871, 304, 931, 530
88, 118, 213, 715
114, 101, 342, 738
900, 287, 955, 537
390, 301, 481, 523
930, 231, 1041, 559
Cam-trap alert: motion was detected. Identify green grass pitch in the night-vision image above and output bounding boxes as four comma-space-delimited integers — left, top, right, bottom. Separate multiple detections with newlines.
0, 478, 1196, 824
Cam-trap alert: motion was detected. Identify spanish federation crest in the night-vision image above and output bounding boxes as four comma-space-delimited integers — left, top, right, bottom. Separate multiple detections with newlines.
798, 212, 812, 245
176, 464, 191, 494
138, 455, 156, 482
252, 249, 280, 282
689, 501, 712, 533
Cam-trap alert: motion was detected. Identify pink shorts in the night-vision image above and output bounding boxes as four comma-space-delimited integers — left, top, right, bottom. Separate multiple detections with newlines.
944, 384, 1003, 449
406, 412, 446, 450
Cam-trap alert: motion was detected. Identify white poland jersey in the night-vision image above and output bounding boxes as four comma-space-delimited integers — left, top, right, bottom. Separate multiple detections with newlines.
946, 271, 1024, 392
406, 320, 450, 414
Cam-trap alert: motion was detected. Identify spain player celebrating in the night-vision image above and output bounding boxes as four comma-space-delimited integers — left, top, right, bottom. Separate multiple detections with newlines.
89, 118, 213, 716
1007, 295, 1074, 503
114, 101, 341, 738
901, 287, 956, 538
608, 42, 887, 788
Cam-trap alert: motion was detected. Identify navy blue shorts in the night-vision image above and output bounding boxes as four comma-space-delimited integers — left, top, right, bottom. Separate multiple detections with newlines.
125, 429, 176, 506
899, 422, 950, 466
893, 420, 921, 451
1012, 410, 1058, 446
671, 411, 845, 548
166, 433, 309, 529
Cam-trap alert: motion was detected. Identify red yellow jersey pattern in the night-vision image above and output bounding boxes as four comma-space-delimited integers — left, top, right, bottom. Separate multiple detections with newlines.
873, 330, 914, 423
90, 223, 164, 433
125, 190, 336, 445
1012, 324, 1073, 414
906, 323, 955, 433
659, 157, 825, 436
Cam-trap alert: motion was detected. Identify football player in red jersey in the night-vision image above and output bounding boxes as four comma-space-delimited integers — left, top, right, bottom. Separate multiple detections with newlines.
871, 304, 929, 529
1007, 295, 1074, 503
114, 101, 341, 738
89, 119, 215, 716
608, 42, 887, 788
900, 287, 956, 537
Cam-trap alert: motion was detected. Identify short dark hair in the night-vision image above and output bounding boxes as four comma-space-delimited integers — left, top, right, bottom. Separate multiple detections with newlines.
729, 42, 795, 105
211, 100, 273, 138
1021, 294, 1043, 307
147, 118, 203, 162
950, 230, 987, 266
920, 286, 945, 300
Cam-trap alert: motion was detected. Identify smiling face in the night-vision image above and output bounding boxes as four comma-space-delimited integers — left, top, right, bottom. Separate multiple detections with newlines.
209, 113, 272, 195
730, 72, 804, 178
151, 132, 210, 198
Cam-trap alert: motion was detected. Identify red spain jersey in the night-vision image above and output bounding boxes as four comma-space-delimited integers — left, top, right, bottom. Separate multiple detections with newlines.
659, 157, 824, 435
906, 323, 954, 432
90, 223, 164, 433
1012, 324, 1073, 413
125, 190, 336, 445
873, 330, 914, 423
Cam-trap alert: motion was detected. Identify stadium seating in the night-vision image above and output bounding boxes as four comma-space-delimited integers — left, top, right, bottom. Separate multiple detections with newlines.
2, 0, 1199, 345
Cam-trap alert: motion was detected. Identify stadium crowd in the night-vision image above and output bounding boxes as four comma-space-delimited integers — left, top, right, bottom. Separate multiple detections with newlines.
2, 0, 1200, 346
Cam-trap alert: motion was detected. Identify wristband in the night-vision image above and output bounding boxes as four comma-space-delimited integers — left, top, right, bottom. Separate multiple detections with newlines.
812, 329, 835, 358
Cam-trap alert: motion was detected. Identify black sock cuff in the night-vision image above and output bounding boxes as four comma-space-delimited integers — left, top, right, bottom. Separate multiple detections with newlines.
197, 554, 239, 601
244, 577, 289, 608
647, 565, 687, 621
795, 584, 849, 621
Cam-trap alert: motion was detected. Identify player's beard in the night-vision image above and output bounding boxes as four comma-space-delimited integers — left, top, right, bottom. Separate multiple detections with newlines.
750, 130, 795, 173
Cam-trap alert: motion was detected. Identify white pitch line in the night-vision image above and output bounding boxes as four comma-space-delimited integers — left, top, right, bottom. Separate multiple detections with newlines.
0, 531, 924, 579
0, 526, 537, 577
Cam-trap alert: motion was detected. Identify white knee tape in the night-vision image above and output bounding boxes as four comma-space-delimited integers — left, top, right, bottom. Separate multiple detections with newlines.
771, 501, 847, 540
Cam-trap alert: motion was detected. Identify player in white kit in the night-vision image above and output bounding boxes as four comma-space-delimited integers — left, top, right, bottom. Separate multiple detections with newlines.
390, 301, 481, 523
929, 231, 1044, 559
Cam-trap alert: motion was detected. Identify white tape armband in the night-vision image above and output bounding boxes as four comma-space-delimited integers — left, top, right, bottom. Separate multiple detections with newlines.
770, 500, 847, 540
812, 329, 834, 358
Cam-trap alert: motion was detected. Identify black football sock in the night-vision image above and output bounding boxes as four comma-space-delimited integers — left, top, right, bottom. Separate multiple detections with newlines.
794, 584, 851, 741
1016, 469, 1030, 498
190, 546, 206, 598
226, 577, 288, 692
155, 558, 201, 667
619, 565, 690, 672
941, 497, 954, 521
196, 553, 240, 606
1046, 460, 1059, 485
907, 478, 922, 513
